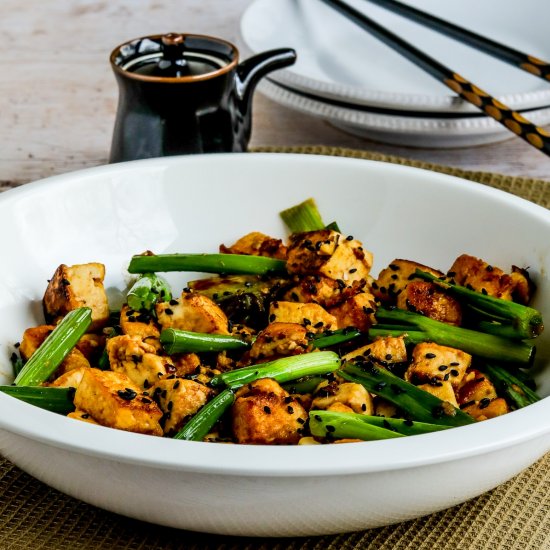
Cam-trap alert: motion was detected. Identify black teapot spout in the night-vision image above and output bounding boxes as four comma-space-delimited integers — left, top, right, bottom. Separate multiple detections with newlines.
235, 48, 297, 112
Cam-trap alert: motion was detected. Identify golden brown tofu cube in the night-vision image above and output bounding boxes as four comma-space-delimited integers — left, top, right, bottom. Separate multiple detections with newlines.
247, 322, 311, 363
232, 378, 308, 444
75, 334, 106, 364
107, 335, 173, 389
19, 325, 91, 378
286, 230, 373, 284
449, 254, 532, 303
457, 369, 498, 406
150, 377, 212, 435
49, 366, 89, 389
312, 381, 374, 415
343, 336, 408, 366
329, 290, 377, 331
374, 397, 400, 418
156, 292, 229, 335
220, 231, 287, 260
120, 305, 161, 351
417, 380, 459, 408
406, 342, 471, 389
74, 368, 163, 436
268, 301, 337, 332
283, 275, 366, 309
43, 263, 109, 330
373, 259, 443, 304
462, 397, 509, 421
396, 281, 462, 326
171, 352, 202, 377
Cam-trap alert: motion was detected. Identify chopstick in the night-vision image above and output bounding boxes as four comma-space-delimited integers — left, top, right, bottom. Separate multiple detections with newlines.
319, 0, 550, 156
363, 0, 550, 82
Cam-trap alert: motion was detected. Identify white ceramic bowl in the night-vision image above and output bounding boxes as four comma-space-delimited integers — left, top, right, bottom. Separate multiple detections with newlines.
0, 153, 548, 537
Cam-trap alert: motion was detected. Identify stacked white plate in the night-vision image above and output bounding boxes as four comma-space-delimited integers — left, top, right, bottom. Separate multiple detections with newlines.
240, 0, 550, 148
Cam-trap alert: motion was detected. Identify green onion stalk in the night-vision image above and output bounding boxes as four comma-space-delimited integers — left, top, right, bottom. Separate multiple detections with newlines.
414, 269, 544, 340
14, 308, 92, 387
374, 307, 535, 366
340, 361, 475, 427
0, 386, 76, 415
309, 410, 450, 440
128, 253, 287, 276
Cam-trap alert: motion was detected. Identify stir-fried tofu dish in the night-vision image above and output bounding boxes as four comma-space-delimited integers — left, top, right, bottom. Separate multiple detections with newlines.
5, 199, 544, 444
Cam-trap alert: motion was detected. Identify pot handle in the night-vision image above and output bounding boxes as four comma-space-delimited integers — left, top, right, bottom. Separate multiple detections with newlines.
235, 48, 297, 111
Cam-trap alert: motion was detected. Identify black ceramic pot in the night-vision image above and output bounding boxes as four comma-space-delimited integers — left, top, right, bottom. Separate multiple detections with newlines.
109, 33, 296, 162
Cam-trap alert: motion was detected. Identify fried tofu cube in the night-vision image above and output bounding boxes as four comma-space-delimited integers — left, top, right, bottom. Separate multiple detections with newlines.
343, 336, 408, 366
268, 301, 337, 332
19, 325, 91, 377
462, 397, 509, 421
283, 275, 366, 308
417, 380, 459, 408
406, 342, 471, 389
220, 231, 287, 260
457, 369, 498, 406
49, 366, 89, 389
171, 353, 202, 377
312, 381, 374, 415
150, 377, 212, 435
232, 378, 308, 444
374, 397, 400, 418
247, 322, 311, 363
43, 263, 109, 330
286, 230, 373, 283
396, 281, 462, 326
373, 259, 444, 304
329, 290, 377, 331
156, 292, 229, 335
67, 409, 100, 425
75, 333, 106, 363
106, 335, 173, 389
120, 305, 161, 351
449, 254, 532, 303
74, 368, 163, 436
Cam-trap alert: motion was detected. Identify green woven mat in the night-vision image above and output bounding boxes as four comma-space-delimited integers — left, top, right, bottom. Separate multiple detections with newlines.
1, 146, 549, 550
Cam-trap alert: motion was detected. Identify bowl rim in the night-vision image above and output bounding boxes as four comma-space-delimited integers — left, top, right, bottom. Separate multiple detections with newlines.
0, 153, 549, 477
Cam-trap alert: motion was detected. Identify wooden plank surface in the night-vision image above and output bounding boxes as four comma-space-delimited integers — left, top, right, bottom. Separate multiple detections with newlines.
1, 0, 550, 185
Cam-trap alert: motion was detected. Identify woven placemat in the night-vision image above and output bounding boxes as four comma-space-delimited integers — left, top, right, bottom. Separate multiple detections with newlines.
1, 146, 549, 550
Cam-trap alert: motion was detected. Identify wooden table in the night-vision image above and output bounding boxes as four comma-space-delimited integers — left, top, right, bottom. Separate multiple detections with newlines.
1, 0, 550, 188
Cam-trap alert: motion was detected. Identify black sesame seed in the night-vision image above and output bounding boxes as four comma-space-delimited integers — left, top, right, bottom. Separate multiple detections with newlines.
326, 424, 336, 432
169, 299, 179, 306
263, 406, 271, 414
164, 308, 173, 315
361, 403, 367, 411
349, 268, 357, 274
479, 398, 491, 409
389, 264, 399, 271
403, 419, 414, 427
117, 388, 137, 401
297, 418, 305, 425
287, 406, 294, 414
450, 369, 459, 377
425, 353, 436, 359
438, 365, 448, 371
269, 313, 276, 322
167, 401, 173, 411
385, 354, 392, 360
173, 380, 180, 390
